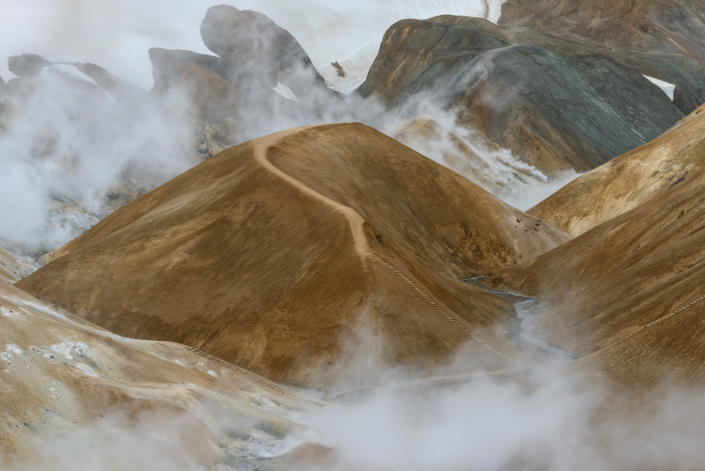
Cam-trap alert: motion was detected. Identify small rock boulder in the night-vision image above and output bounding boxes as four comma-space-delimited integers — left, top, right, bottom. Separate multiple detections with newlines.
8, 54, 52, 77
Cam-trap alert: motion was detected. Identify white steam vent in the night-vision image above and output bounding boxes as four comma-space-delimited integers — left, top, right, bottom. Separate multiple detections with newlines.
643, 75, 676, 101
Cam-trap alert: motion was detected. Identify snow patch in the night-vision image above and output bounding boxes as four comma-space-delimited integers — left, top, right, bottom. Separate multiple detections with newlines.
51, 342, 89, 360
6, 344, 23, 355
271, 82, 300, 103
75, 363, 98, 377
644, 75, 676, 101
44, 64, 98, 86
1, 344, 22, 364
8, 297, 68, 321
491, 147, 548, 183
1, 306, 16, 317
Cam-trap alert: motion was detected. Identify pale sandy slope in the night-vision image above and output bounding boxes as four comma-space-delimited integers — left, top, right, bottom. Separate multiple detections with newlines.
0, 279, 324, 470
18, 123, 572, 387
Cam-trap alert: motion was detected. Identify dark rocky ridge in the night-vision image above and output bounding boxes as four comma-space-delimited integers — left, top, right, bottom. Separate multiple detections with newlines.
499, 0, 705, 114
200, 5, 327, 89
360, 16, 684, 176
148, 6, 340, 142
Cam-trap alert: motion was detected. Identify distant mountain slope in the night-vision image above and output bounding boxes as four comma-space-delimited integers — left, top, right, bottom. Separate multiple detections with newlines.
500, 0, 705, 114
17, 123, 571, 387
359, 16, 683, 177
529, 103, 705, 235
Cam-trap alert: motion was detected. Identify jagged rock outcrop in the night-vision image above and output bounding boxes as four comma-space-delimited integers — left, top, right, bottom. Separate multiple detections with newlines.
197, 5, 337, 119
17, 123, 572, 387
499, 0, 705, 114
146, 8, 342, 142
7, 54, 51, 78
360, 16, 684, 176
5, 64, 107, 107
200, 5, 326, 88
147, 48, 239, 138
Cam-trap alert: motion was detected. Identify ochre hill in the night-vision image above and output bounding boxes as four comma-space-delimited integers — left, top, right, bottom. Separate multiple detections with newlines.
485, 148, 705, 388
359, 16, 682, 177
17, 123, 571, 387
0, 280, 322, 470
530, 103, 705, 236
500, 0, 705, 114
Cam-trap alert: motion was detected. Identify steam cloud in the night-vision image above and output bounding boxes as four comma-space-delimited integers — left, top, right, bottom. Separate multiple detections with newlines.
0, 66, 194, 256
0, 3, 629, 470
300, 364, 705, 470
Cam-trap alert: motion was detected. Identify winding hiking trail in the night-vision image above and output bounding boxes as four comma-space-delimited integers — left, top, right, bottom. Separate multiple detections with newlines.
254, 127, 371, 258
254, 127, 512, 364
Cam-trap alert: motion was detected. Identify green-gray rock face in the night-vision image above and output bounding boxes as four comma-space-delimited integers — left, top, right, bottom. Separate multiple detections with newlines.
360, 16, 684, 176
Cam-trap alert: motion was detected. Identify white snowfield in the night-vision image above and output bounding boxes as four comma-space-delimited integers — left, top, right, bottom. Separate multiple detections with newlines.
643, 75, 676, 101
0, 0, 508, 93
